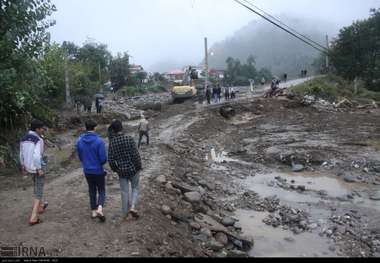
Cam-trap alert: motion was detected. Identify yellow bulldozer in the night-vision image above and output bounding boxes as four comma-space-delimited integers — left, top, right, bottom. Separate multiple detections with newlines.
170, 66, 199, 102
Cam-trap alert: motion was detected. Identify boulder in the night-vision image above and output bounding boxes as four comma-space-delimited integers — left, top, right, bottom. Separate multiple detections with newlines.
222, 217, 237, 227
161, 205, 172, 215
156, 175, 167, 184
184, 192, 202, 203
215, 232, 229, 246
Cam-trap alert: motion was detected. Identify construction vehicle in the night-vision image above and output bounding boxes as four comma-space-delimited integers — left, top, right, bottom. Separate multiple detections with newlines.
170, 66, 199, 102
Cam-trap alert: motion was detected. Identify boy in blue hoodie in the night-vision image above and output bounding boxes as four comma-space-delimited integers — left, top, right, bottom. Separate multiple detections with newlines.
77, 120, 107, 222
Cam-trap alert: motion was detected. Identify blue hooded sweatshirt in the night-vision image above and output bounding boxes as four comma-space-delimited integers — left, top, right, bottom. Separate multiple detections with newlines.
76, 132, 107, 176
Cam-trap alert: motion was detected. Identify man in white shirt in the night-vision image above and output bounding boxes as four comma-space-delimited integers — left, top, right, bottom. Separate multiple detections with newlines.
138, 116, 150, 149
20, 120, 48, 226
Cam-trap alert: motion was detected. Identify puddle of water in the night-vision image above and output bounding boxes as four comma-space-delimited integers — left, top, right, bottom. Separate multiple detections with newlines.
239, 170, 380, 213
236, 209, 338, 258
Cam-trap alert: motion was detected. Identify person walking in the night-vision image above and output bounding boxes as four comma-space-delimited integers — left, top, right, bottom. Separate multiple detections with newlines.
138, 116, 150, 149
206, 87, 211, 105
261, 77, 266, 86
20, 120, 49, 226
224, 86, 230, 101
108, 120, 142, 220
76, 120, 108, 222
230, 86, 236, 99
95, 97, 103, 114
212, 85, 217, 104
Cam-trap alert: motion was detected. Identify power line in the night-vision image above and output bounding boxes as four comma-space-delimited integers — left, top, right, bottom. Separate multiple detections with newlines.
233, 0, 328, 54
240, 0, 328, 51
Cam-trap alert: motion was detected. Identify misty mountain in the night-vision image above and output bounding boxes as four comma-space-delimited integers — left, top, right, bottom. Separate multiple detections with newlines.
148, 60, 195, 73
208, 15, 339, 78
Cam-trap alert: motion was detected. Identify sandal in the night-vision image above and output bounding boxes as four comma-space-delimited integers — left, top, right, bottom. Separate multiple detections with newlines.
29, 219, 43, 226
38, 202, 49, 214
96, 212, 106, 223
129, 210, 140, 219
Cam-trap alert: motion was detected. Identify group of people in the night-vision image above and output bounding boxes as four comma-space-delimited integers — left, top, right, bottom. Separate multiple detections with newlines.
73, 95, 104, 114
20, 116, 151, 226
301, 70, 308, 78
205, 85, 236, 105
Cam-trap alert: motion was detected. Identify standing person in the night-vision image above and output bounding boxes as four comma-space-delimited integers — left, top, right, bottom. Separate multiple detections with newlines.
138, 116, 150, 149
261, 77, 266, 86
283, 74, 288, 83
95, 97, 103, 114
84, 97, 92, 113
20, 120, 48, 226
230, 86, 236, 99
206, 87, 211, 105
217, 84, 222, 103
212, 85, 217, 104
108, 120, 142, 220
76, 120, 107, 222
224, 85, 230, 101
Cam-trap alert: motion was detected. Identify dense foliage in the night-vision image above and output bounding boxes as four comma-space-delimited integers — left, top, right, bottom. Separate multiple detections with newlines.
330, 9, 380, 91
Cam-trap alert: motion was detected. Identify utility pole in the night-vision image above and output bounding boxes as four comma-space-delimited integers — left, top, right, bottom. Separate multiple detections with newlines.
325, 35, 330, 71
204, 37, 209, 92
64, 57, 71, 105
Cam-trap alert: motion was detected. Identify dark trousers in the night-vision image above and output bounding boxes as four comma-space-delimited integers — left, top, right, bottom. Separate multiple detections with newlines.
85, 174, 106, 210
96, 105, 102, 114
138, 131, 149, 148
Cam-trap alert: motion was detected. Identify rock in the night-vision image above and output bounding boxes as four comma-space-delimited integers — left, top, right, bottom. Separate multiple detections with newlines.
206, 239, 225, 251
343, 176, 357, 183
200, 228, 212, 238
184, 192, 202, 203
220, 106, 236, 119
161, 205, 172, 215
297, 185, 306, 192
369, 193, 380, 201
227, 250, 249, 258
190, 222, 201, 231
234, 222, 242, 231
222, 217, 236, 227
215, 232, 229, 246
172, 182, 198, 194
165, 182, 178, 195
284, 237, 295, 243
156, 175, 167, 184
193, 234, 209, 242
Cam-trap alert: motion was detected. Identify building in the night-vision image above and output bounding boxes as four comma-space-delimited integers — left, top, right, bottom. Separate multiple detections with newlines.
164, 69, 185, 84
129, 64, 144, 75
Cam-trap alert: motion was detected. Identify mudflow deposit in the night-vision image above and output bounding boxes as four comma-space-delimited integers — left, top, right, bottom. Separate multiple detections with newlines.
1, 78, 380, 258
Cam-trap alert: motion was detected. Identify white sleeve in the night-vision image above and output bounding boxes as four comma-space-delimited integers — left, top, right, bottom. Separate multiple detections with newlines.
33, 140, 42, 170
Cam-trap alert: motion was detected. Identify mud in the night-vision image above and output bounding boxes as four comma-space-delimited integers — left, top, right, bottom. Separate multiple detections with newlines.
1, 79, 380, 257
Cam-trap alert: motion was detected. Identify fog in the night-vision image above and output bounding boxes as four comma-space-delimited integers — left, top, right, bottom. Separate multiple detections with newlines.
49, 0, 379, 72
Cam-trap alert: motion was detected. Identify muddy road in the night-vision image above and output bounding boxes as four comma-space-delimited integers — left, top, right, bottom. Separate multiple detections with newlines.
1, 78, 380, 257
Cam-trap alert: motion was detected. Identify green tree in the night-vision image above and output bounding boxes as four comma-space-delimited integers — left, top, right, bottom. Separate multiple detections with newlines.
330, 8, 380, 90
110, 53, 130, 90
0, 0, 56, 128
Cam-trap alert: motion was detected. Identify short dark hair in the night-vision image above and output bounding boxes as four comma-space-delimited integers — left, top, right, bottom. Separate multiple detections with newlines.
31, 120, 45, 131
110, 120, 123, 133
85, 120, 98, 131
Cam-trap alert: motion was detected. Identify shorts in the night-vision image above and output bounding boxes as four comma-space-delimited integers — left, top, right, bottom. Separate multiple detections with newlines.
31, 174, 45, 200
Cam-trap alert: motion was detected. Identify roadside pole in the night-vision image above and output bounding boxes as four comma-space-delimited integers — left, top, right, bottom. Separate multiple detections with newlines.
326, 35, 330, 72
205, 37, 209, 95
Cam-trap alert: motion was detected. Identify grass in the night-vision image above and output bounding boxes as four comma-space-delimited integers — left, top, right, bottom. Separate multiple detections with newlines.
290, 74, 380, 103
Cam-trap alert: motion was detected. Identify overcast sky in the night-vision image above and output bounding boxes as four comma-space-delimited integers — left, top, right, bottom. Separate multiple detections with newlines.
49, 0, 379, 71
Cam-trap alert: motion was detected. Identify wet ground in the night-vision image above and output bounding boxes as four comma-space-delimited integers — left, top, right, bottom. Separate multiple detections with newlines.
1, 78, 380, 257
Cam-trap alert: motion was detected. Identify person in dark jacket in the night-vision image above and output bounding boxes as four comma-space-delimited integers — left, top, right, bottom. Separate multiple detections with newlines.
206, 87, 211, 105
76, 120, 107, 222
108, 120, 142, 220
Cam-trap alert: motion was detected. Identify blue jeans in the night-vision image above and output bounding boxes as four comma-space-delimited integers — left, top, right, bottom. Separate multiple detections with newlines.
85, 174, 106, 210
119, 173, 140, 215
